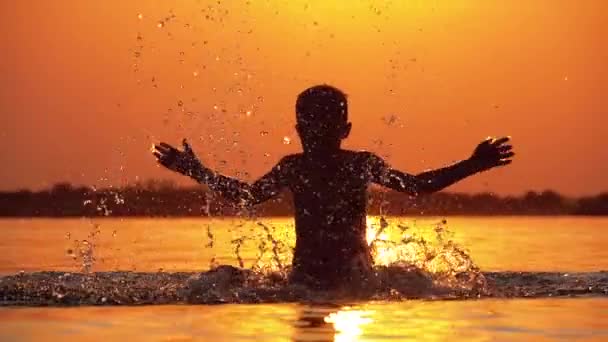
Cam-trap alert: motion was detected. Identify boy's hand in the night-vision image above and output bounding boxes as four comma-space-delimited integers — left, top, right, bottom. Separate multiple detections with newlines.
153, 139, 203, 177
469, 137, 514, 171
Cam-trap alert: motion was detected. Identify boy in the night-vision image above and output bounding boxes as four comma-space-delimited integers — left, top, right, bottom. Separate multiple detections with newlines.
153, 85, 514, 289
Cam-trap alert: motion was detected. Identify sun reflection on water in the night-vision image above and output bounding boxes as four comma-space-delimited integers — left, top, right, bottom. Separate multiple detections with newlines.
324, 308, 373, 342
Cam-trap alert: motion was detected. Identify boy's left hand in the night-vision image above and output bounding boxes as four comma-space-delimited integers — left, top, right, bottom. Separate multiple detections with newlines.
153, 139, 203, 177
469, 136, 515, 171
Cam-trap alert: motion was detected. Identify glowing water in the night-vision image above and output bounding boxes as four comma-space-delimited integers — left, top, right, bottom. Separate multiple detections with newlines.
2, 217, 607, 306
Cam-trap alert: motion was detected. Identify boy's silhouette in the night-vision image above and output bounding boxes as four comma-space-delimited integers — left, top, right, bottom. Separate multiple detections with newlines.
153, 85, 514, 289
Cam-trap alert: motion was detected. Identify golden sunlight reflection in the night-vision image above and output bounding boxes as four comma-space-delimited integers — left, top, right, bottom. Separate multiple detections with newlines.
365, 216, 479, 277
324, 308, 374, 342
366, 215, 399, 266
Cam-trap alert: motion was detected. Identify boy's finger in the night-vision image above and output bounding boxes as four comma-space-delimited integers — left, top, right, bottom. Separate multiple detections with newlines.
182, 139, 192, 152
153, 145, 167, 153
153, 146, 170, 156
157, 145, 180, 155
500, 151, 515, 159
159, 142, 177, 151
498, 145, 512, 152
497, 159, 513, 166
492, 137, 510, 146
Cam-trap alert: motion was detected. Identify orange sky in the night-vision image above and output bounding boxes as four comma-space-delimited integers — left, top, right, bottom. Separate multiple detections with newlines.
0, 0, 606, 195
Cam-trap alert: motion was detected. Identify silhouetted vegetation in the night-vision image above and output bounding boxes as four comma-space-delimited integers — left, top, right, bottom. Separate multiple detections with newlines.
0, 181, 607, 217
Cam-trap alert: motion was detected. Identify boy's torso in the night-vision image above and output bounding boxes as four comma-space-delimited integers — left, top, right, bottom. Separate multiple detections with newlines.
280, 150, 377, 287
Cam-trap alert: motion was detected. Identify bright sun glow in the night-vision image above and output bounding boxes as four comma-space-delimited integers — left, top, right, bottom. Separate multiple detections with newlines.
366, 216, 398, 266
324, 309, 373, 342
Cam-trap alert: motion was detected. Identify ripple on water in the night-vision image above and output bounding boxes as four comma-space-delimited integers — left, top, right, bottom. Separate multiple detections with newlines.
1, 269, 607, 306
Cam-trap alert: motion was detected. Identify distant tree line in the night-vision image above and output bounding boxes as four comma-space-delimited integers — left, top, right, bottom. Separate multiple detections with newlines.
0, 180, 607, 217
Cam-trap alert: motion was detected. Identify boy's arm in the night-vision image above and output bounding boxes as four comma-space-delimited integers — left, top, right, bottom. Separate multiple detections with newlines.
153, 140, 288, 205
369, 137, 514, 195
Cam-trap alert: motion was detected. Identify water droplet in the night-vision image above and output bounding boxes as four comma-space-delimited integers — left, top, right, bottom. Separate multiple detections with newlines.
245, 110, 252, 117
137, 13, 143, 20
177, 100, 184, 107
157, 21, 164, 28
283, 136, 291, 145
193, 70, 199, 77
260, 131, 269, 136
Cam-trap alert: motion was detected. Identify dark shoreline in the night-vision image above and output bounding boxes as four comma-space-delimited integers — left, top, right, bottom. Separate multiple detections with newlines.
2, 182, 607, 217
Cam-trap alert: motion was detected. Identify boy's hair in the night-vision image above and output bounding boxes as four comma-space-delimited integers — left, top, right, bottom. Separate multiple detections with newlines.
295, 85, 348, 126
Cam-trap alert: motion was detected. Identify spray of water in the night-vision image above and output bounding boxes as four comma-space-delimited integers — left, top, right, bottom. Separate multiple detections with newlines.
183, 216, 487, 302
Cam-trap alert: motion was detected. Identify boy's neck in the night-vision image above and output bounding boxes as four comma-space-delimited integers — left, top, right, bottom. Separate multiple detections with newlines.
302, 147, 345, 158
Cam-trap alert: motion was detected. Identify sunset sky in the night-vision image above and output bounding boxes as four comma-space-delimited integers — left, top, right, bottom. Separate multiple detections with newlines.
0, 0, 606, 195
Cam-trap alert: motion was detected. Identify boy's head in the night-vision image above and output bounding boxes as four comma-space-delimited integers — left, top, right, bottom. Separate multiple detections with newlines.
295, 85, 352, 153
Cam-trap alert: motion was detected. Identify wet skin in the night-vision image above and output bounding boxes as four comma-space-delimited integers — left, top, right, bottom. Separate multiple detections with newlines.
153, 136, 513, 289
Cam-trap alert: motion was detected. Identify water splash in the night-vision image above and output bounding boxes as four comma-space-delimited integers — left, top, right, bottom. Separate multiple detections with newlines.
66, 223, 102, 273
186, 216, 486, 300
365, 217, 486, 293
222, 216, 484, 292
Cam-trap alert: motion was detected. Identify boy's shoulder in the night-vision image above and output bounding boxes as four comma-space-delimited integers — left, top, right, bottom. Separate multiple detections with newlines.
342, 150, 389, 174
278, 153, 303, 164
341, 149, 384, 163
274, 153, 303, 171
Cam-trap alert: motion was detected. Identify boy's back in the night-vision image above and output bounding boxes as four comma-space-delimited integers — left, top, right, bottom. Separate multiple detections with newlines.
278, 150, 378, 288
153, 84, 514, 290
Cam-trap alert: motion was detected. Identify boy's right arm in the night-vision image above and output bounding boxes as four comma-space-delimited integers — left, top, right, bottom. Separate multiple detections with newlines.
153, 139, 289, 206
368, 137, 514, 195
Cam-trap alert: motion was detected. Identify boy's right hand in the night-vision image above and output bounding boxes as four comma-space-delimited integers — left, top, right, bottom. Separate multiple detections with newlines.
469, 136, 515, 171
153, 139, 203, 177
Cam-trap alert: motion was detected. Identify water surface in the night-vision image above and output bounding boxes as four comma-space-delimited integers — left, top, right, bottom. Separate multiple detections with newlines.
1, 217, 607, 341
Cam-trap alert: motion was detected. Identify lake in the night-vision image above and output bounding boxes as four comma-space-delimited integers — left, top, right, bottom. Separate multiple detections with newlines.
1, 216, 607, 341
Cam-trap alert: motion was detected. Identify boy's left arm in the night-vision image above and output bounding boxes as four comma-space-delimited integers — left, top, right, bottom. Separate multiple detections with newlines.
190, 158, 290, 206
153, 139, 289, 206
370, 137, 514, 195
